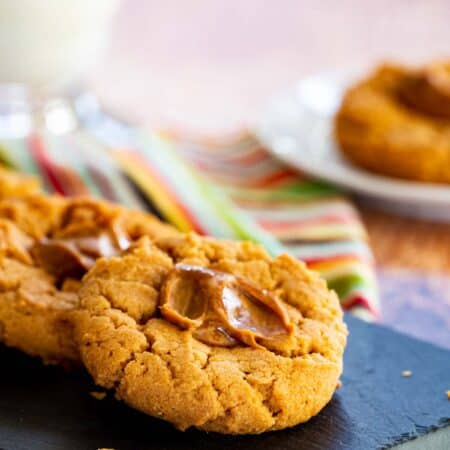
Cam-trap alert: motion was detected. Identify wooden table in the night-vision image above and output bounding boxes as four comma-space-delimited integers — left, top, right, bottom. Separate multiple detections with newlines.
90, 0, 450, 348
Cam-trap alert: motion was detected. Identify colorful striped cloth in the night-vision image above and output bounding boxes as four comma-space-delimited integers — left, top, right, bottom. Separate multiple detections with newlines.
0, 117, 378, 320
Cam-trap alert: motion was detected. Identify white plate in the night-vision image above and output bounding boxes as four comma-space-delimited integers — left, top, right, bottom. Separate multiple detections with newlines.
255, 72, 450, 222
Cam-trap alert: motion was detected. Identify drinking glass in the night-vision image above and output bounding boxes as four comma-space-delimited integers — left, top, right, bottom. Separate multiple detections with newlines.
0, 0, 120, 138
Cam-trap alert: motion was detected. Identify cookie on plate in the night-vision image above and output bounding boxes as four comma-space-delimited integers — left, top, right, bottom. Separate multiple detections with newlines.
0, 195, 179, 364
335, 62, 450, 184
74, 233, 347, 434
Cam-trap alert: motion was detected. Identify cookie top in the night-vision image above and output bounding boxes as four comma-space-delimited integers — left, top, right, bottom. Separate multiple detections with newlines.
0, 195, 179, 364
0, 219, 81, 363
335, 63, 450, 183
0, 166, 42, 199
75, 233, 347, 434
400, 60, 450, 118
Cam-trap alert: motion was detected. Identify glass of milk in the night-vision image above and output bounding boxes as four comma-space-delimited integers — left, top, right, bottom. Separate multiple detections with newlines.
0, 0, 120, 137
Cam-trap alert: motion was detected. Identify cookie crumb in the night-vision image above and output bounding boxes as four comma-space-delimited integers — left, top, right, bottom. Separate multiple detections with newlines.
402, 370, 412, 377
336, 380, 342, 389
446, 390, 450, 399
90, 391, 107, 400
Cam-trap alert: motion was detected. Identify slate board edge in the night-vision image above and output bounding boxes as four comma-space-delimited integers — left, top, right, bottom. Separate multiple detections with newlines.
344, 314, 450, 449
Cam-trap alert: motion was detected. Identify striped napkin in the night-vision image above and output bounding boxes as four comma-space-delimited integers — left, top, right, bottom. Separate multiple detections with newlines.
0, 118, 378, 320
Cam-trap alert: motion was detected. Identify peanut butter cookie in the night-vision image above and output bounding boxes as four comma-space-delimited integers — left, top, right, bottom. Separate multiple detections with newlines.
0, 166, 42, 199
0, 195, 179, 364
335, 62, 450, 184
74, 233, 347, 434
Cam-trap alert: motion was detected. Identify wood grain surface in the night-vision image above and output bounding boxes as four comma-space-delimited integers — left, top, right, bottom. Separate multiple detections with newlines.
362, 209, 450, 273
90, 0, 450, 347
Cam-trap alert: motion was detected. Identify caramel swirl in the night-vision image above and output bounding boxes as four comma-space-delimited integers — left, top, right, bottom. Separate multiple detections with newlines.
32, 221, 130, 280
160, 264, 294, 349
401, 61, 450, 118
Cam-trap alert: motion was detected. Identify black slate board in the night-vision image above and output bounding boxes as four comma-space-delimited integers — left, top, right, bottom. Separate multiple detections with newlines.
0, 315, 449, 450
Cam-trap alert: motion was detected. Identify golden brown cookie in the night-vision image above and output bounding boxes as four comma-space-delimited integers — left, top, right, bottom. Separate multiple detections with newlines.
0, 220, 80, 364
74, 233, 347, 434
335, 63, 450, 184
0, 195, 179, 364
0, 166, 42, 199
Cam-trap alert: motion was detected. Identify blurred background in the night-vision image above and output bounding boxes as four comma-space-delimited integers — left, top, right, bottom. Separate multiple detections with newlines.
91, 0, 450, 131
87, 0, 450, 346
0, 0, 449, 346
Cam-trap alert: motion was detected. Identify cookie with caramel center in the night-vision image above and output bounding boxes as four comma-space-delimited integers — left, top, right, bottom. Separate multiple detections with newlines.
0, 195, 179, 364
74, 233, 347, 434
335, 62, 450, 183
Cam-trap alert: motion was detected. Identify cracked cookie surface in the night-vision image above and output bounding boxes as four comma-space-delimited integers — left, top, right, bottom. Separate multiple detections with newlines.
75, 233, 347, 434
335, 63, 450, 184
0, 195, 179, 364
0, 166, 42, 199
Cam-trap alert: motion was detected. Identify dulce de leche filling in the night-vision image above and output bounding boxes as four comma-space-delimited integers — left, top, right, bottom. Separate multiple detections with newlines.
160, 264, 294, 349
401, 61, 450, 118
31, 219, 130, 280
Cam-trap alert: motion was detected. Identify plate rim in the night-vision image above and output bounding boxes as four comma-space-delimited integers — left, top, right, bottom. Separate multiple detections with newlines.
254, 72, 450, 210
